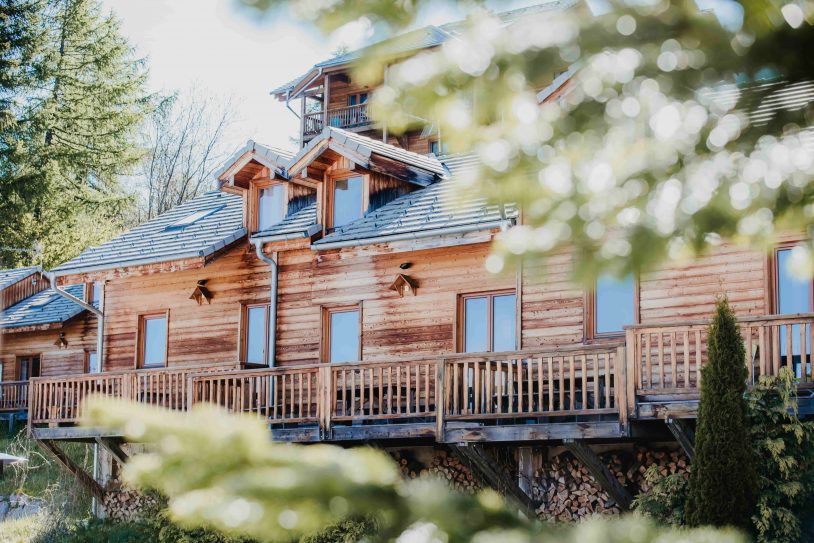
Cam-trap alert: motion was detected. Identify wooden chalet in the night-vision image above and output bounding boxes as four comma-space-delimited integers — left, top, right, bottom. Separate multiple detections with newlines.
5, 2, 814, 513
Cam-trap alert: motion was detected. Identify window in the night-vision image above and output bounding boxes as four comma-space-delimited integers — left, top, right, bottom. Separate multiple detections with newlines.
459, 291, 517, 353
166, 205, 225, 230
589, 274, 637, 337
257, 183, 286, 231
18, 356, 41, 380
86, 282, 102, 305
347, 93, 368, 106
330, 176, 364, 229
323, 305, 361, 363
773, 246, 812, 314
243, 304, 271, 366
86, 351, 99, 373
429, 139, 448, 156
138, 313, 168, 367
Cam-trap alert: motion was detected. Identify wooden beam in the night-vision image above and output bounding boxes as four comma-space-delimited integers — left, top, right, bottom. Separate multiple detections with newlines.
38, 439, 105, 501
563, 439, 632, 510
443, 421, 625, 443
665, 418, 695, 462
452, 443, 538, 517
95, 437, 129, 466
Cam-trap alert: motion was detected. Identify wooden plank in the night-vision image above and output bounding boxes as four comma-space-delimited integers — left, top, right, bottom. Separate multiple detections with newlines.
452, 443, 538, 516
95, 437, 129, 466
563, 439, 632, 510
665, 418, 695, 462
38, 438, 105, 501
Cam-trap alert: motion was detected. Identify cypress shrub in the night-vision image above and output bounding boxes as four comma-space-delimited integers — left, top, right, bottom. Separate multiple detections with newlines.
685, 296, 756, 530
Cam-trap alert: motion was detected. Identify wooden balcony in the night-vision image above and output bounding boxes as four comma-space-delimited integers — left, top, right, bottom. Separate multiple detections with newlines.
0, 381, 28, 412
303, 103, 370, 138
25, 313, 814, 442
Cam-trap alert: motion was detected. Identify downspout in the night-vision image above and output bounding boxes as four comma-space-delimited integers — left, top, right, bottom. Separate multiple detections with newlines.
45, 271, 104, 517
45, 272, 104, 359
284, 68, 324, 119
252, 241, 278, 367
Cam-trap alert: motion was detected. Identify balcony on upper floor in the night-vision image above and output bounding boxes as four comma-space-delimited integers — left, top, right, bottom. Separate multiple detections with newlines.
303, 102, 371, 140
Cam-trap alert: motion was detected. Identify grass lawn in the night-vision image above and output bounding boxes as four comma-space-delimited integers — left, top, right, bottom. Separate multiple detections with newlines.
0, 426, 92, 516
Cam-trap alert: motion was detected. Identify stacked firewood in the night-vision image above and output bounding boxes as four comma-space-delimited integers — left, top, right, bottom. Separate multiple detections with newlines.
101, 485, 159, 522
391, 449, 481, 492
534, 447, 690, 522
629, 448, 690, 494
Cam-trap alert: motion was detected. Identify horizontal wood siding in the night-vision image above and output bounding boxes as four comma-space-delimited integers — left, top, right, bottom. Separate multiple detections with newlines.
0, 316, 95, 379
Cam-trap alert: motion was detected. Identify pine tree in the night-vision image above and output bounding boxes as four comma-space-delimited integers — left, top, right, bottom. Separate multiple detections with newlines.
685, 297, 756, 530
0, 0, 151, 268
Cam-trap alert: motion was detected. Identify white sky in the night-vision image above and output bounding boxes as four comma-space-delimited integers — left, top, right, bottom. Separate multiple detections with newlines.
101, 0, 542, 154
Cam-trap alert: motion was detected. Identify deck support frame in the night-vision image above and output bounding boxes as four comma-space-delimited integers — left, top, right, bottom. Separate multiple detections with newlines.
562, 438, 632, 510
665, 418, 695, 461
37, 438, 105, 501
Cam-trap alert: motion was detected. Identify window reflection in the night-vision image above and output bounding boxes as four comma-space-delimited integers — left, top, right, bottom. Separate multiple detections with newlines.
329, 309, 359, 363
332, 177, 363, 228
246, 305, 268, 365
258, 184, 286, 231
143, 316, 167, 367
595, 274, 635, 335
462, 292, 517, 352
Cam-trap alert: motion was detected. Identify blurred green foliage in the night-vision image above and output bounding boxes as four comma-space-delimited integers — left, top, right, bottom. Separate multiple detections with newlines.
82, 399, 748, 543
238, 0, 814, 283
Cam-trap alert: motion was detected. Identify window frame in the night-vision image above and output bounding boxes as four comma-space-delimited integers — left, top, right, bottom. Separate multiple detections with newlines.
16, 354, 41, 381
84, 350, 99, 373
241, 302, 271, 367
136, 311, 169, 368
85, 281, 102, 305
584, 275, 640, 340
769, 242, 814, 314
251, 178, 288, 233
321, 303, 363, 363
325, 172, 368, 231
347, 92, 369, 106
456, 289, 518, 353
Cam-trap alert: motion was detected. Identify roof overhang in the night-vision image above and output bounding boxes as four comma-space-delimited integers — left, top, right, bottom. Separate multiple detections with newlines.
215, 141, 293, 189
287, 131, 442, 187
312, 218, 513, 251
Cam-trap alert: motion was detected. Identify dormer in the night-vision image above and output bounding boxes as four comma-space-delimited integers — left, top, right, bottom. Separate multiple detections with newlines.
287, 128, 448, 238
216, 141, 318, 242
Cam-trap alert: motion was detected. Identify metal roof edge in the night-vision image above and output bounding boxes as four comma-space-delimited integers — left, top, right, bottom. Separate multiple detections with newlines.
311, 219, 513, 251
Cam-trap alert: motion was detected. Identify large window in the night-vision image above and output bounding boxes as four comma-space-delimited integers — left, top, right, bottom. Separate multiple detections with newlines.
17, 355, 41, 380
257, 182, 286, 231
323, 305, 361, 363
774, 246, 812, 314
86, 282, 102, 305
85, 351, 99, 373
460, 291, 517, 353
590, 274, 637, 337
243, 304, 270, 366
139, 313, 168, 367
330, 176, 364, 229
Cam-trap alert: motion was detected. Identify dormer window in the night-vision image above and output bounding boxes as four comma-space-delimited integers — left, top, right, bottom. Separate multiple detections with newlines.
255, 181, 286, 232
329, 175, 364, 229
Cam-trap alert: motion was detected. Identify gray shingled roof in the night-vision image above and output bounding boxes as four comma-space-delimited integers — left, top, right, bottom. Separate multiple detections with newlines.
250, 203, 321, 241
0, 266, 40, 290
52, 190, 246, 276
0, 284, 86, 330
270, 2, 574, 97
313, 153, 517, 249
288, 127, 447, 182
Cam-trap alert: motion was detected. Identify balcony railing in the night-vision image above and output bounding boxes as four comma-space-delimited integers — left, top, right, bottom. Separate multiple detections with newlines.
25, 313, 814, 431
303, 103, 370, 138
0, 381, 28, 412
627, 313, 814, 397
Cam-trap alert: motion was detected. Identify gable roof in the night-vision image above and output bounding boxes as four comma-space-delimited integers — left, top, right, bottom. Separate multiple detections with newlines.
52, 190, 246, 277
287, 127, 447, 186
0, 266, 41, 290
312, 153, 517, 249
215, 140, 295, 183
0, 284, 87, 331
271, 2, 575, 99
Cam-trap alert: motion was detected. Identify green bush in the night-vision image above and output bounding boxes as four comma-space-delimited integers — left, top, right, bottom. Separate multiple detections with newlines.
685, 297, 756, 530
747, 368, 814, 543
632, 465, 689, 527
300, 516, 378, 543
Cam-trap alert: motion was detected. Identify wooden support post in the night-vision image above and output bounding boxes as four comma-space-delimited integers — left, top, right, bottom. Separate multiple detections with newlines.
563, 439, 632, 510
665, 418, 695, 462
38, 438, 105, 502
452, 443, 538, 517
616, 346, 628, 430
95, 437, 129, 466
517, 446, 540, 498
435, 359, 446, 441
624, 329, 637, 420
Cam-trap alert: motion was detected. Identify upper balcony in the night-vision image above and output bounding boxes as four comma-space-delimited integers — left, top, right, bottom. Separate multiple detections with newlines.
302, 102, 371, 139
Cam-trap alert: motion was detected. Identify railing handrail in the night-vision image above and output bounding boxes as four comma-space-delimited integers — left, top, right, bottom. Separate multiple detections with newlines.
624, 312, 814, 330
29, 361, 240, 385
0, 380, 29, 386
